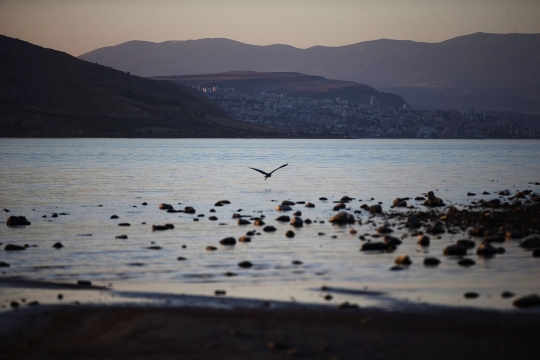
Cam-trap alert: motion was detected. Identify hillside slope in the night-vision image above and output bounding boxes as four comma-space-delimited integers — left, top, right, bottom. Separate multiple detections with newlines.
151, 71, 407, 109
0, 35, 271, 137
79, 33, 540, 114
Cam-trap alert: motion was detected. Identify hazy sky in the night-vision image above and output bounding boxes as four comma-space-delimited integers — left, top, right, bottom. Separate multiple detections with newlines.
1, 0, 539, 56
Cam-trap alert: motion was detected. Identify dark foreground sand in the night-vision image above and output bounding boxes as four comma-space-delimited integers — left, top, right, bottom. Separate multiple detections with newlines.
2, 303, 540, 360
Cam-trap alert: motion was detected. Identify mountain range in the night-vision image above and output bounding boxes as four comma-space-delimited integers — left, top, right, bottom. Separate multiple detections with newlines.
0, 35, 272, 137
79, 33, 540, 114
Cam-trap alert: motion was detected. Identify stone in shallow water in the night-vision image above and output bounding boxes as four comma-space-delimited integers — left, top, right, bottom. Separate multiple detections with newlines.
329, 211, 355, 224
424, 257, 441, 266
513, 294, 540, 308
238, 261, 253, 268
6, 216, 31, 226
219, 237, 237, 246
263, 225, 277, 232
159, 203, 173, 210
394, 255, 412, 265
4, 244, 25, 251
52, 242, 64, 249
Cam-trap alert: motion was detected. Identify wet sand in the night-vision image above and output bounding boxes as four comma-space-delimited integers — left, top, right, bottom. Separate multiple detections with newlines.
2, 301, 540, 360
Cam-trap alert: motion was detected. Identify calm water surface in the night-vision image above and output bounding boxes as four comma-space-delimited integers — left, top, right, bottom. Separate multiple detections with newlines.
1, 138, 540, 309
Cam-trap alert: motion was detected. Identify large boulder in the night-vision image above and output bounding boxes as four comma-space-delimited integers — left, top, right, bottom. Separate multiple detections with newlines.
6, 216, 31, 226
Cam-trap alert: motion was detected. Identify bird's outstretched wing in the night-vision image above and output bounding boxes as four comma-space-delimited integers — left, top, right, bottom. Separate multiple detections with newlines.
269, 163, 288, 175
248, 167, 269, 176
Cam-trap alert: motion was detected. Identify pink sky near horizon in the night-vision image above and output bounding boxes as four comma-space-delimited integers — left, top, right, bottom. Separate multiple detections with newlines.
1, 0, 539, 56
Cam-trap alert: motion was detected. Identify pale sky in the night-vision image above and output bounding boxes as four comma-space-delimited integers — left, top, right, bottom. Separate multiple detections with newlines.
1, 0, 539, 56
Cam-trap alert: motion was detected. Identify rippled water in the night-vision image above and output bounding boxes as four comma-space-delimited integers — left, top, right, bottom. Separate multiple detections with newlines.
1, 138, 540, 309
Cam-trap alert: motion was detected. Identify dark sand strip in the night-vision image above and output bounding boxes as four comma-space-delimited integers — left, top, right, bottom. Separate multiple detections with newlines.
1, 303, 540, 360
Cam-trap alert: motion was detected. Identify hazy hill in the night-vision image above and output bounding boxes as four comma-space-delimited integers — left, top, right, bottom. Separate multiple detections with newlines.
79, 33, 540, 114
0, 35, 271, 137
151, 71, 407, 109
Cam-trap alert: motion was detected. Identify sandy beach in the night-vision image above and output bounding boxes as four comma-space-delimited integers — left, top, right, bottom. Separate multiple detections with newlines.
2, 299, 540, 360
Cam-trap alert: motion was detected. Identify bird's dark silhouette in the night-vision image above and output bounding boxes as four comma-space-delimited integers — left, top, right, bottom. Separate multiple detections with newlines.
248, 163, 288, 180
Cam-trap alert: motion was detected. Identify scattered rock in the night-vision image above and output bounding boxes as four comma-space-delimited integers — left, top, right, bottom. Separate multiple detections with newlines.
390, 266, 406, 271
276, 204, 292, 211
394, 255, 412, 265
282, 200, 295, 206
141, 202, 147, 206
238, 219, 251, 225
177, 257, 187, 261
377, 225, 393, 234
238, 261, 253, 268
159, 203, 173, 210
426, 222, 445, 235
237, 236, 251, 243
152, 224, 174, 231
263, 225, 277, 232
329, 211, 355, 224
417, 235, 430, 246
215, 290, 226, 296
305, 202, 315, 208
290, 217, 303, 227
77, 280, 92, 286
533, 249, 540, 258
319, 197, 328, 201
520, 236, 540, 249
349, 229, 357, 235
206, 246, 217, 251
369, 205, 382, 214
383, 235, 402, 246
360, 242, 389, 251
219, 237, 237, 246
501, 291, 515, 298
6, 216, 31, 226
423, 191, 445, 207
292, 260, 303, 265
209, 216, 218, 221
458, 258, 476, 267
275, 215, 290, 222
477, 242, 500, 256
392, 198, 408, 207
513, 294, 540, 308
424, 257, 441, 266
0, 261, 10, 267
4, 244, 25, 251
52, 242, 64, 249
444, 244, 468, 256
147, 246, 162, 250
464, 292, 479, 299
184, 206, 196, 214
253, 219, 265, 226
333, 203, 346, 211
467, 192, 476, 196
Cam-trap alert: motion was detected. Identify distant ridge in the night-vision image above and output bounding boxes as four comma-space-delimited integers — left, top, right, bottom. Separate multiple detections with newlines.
0, 35, 274, 137
79, 33, 540, 114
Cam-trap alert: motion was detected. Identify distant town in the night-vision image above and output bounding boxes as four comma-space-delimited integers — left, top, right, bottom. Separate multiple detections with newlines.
193, 85, 539, 139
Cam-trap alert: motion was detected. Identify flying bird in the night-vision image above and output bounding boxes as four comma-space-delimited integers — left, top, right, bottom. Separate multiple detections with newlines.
248, 163, 288, 180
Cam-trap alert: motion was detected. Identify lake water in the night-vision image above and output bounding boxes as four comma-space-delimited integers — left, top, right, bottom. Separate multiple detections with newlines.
1, 138, 540, 310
